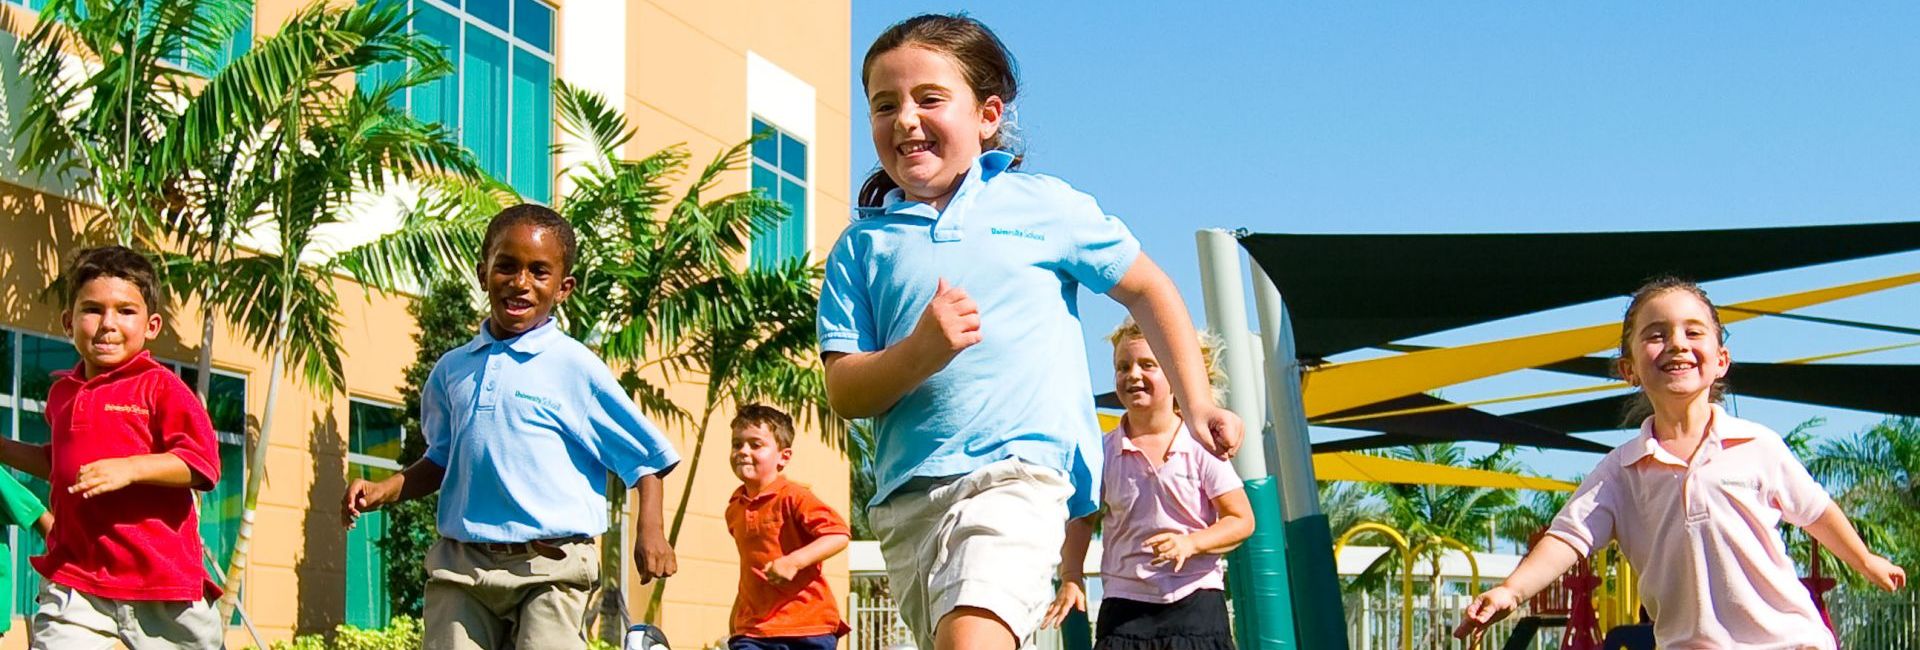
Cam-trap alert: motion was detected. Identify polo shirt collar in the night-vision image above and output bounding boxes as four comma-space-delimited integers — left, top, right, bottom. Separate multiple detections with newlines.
851, 150, 1016, 242
1116, 420, 1200, 457
732, 474, 790, 505
466, 318, 563, 355
57, 350, 162, 386
1620, 404, 1746, 467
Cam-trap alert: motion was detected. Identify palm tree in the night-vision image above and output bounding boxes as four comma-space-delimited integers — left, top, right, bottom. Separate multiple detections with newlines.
192, 3, 483, 619
1807, 417, 1920, 581
431, 80, 840, 642
13, 0, 257, 399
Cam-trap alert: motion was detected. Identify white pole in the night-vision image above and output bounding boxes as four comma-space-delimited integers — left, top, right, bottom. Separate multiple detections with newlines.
1194, 228, 1268, 480
1250, 258, 1324, 520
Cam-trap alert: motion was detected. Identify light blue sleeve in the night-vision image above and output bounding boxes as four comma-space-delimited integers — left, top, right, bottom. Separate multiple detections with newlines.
817, 232, 880, 356
577, 353, 681, 488
421, 362, 453, 468
1050, 183, 1141, 294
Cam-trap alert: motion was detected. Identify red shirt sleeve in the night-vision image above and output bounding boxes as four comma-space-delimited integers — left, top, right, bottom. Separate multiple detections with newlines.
789, 485, 850, 540
154, 378, 220, 491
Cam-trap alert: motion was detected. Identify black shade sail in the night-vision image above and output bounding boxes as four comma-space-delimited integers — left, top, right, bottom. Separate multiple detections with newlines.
1238, 221, 1920, 360
1508, 359, 1920, 433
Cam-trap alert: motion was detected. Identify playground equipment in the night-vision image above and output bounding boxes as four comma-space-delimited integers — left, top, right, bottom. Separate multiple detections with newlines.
1332, 522, 1484, 650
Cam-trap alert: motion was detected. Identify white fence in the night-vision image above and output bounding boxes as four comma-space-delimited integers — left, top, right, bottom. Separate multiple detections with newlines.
845, 592, 1066, 650
1345, 592, 1546, 650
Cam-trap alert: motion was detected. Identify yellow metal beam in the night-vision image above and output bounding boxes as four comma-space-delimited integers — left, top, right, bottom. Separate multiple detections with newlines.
1302, 272, 1920, 418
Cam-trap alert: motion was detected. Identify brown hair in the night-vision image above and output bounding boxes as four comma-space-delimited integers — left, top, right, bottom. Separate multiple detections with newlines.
732, 403, 796, 449
481, 203, 578, 274
1108, 317, 1227, 408
858, 13, 1023, 207
65, 245, 161, 313
1616, 275, 1729, 424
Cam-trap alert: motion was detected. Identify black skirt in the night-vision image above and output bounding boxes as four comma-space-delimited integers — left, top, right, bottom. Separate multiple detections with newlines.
1094, 589, 1236, 650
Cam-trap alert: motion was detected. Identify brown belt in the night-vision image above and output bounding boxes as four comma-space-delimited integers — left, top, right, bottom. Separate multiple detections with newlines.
459, 535, 591, 560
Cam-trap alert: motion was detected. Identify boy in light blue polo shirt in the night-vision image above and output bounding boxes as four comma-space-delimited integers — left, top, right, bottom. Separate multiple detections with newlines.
343, 204, 680, 650
825, 14, 1244, 649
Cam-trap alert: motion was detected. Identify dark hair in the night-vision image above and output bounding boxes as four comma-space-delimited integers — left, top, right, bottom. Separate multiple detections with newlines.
1616, 275, 1729, 425
732, 403, 796, 449
65, 245, 161, 313
858, 13, 1023, 207
481, 203, 578, 274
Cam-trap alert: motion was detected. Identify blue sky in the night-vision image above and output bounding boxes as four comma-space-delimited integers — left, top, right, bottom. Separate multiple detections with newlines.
848, 2, 1920, 480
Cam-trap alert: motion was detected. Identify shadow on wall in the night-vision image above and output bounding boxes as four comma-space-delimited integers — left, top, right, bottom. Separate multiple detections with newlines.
297, 410, 349, 634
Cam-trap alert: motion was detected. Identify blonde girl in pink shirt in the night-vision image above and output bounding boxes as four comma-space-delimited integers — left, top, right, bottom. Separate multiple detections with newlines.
1456, 277, 1906, 648
1042, 318, 1254, 650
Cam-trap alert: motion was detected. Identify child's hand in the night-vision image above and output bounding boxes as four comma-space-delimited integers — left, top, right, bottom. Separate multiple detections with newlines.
909, 279, 982, 364
70, 458, 140, 498
634, 525, 677, 584
341, 478, 388, 528
1184, 405, 1243, 461
1862, 554, 1907, 591
1144, 532, 1200, 572
763, 556, 803, 586
1041, 575, 1087, 628
1454, 585, 1522, 639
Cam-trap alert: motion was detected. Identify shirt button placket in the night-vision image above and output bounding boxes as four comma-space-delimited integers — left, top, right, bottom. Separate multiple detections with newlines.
483, 350, 501, 409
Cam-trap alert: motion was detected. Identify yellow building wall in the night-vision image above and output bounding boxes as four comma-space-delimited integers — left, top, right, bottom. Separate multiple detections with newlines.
0, 0, 852, 648
618, 2, 853, 647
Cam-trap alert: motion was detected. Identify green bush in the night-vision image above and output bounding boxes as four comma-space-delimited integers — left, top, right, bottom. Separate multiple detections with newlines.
266, 615, 422, 650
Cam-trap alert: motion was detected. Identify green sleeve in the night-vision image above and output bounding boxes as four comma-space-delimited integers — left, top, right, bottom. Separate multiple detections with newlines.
0, 470, 46, 529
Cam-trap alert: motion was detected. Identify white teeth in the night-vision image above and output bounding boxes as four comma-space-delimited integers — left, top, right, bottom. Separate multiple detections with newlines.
897, 141, 934, 155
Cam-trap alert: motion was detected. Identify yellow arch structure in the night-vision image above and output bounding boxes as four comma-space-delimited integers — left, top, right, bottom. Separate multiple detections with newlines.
1335, 523, 1414, 650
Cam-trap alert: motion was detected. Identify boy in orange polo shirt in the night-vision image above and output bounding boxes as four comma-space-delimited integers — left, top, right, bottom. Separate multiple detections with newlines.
725, 405, 851, 650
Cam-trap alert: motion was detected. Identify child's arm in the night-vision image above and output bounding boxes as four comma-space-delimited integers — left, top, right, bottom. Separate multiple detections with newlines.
763, 533, 850, 586
1803, 502, 1907, 591
1106, 254, 1243, 460
1043, 515, 1098, 628
0, 440, 51, 480
341, 458, 446, 527
69, 454, 197, 497
1453, 535, 1583, 638
823, 279, 980, 418
1144, 488, 1255, 571
632, 473, 676, 583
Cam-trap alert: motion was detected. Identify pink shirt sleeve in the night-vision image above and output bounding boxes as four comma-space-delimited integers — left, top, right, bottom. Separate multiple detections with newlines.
1762, 436, 1832, 528
1546, 462, 1619, 557
1198, 451, 1242, 501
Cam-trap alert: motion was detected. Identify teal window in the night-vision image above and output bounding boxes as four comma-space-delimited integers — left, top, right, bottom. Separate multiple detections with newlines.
1, 330, 248, 622
360, 0, 556, 203
346, 399, 405, 629
749, 118, 809, 269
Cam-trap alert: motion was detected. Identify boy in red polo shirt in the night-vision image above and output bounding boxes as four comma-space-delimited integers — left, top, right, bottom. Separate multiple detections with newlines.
0, 246, 222, 649
725, 405, 851, 650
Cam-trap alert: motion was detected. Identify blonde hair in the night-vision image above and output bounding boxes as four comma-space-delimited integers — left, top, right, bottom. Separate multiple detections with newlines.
1107, 317, 1227, 407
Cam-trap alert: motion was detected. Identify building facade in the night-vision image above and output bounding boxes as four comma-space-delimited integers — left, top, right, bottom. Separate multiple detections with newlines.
0, 0, 852, 646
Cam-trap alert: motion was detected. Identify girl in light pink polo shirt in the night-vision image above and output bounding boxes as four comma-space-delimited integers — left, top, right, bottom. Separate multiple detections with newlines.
1456, 277, 1906, 649
1043, 318, 1254, 650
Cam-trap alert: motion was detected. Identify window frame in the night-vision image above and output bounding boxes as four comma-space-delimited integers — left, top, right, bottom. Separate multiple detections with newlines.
748, 115, 813, 268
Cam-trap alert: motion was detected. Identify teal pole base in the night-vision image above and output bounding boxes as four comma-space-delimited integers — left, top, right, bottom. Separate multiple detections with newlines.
1063, 605, 1092, 650
1284, 513, 1349, 650
1226, 478, 1298, 648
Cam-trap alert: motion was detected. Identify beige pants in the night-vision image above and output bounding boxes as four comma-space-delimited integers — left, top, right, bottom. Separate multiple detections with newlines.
424, 537, 601, 650
869, 459, 1073, 650
30, 581, 222, 649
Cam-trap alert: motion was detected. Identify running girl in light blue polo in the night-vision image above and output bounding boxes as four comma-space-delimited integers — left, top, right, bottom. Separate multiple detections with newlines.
820, 14, 1244, 650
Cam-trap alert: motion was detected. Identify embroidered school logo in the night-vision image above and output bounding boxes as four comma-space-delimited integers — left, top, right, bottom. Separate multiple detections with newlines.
989, 227, 1046, 242
513, 391, 562, 410
1719, 475, 1761, 491
102, 403, 151, 416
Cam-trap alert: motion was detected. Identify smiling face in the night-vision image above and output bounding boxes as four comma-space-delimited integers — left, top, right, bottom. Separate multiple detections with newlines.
1617, 289, 1730, 407
477, 223, 575, 339
64, 276, 161, 377
1113, 337, 1174, 418
865, 45, 1004, 211
730, 423, 790, 487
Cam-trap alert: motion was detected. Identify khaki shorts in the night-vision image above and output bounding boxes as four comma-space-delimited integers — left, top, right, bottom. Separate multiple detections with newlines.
30, 581, 222, 650
424, 536, 601, 650
870, 459, 1073, 649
